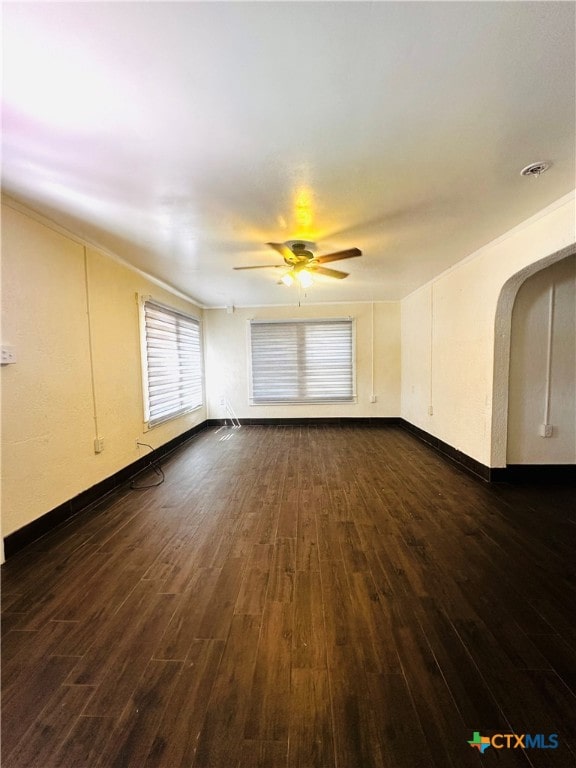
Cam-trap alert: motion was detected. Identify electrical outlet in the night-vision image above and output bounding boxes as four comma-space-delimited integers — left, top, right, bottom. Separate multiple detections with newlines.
370, 394, 377, 403
428, 405, 434, 416
1, 346, 16, 365
94, 437, 104, 453
539, 424, 553, 438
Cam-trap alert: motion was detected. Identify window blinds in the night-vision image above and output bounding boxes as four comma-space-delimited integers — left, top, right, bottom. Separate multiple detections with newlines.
143, 301, 203, 426
250, 319, 354, 404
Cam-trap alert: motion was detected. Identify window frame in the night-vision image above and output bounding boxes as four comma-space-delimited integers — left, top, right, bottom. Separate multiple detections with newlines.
139, 297, 204, 428
248, 317, 356, 405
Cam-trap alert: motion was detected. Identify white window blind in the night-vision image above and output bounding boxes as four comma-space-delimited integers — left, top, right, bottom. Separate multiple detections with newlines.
142, 300, 203, 426
250, 319, 354, 404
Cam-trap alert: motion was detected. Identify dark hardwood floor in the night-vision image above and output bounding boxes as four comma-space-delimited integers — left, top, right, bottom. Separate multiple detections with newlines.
2, 425, 575, 768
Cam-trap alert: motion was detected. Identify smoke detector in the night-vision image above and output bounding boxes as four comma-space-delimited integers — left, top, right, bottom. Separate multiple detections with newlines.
520, 161, 551, 178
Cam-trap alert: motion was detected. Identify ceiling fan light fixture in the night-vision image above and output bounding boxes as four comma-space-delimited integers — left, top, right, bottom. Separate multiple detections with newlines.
237, 241, 361, 286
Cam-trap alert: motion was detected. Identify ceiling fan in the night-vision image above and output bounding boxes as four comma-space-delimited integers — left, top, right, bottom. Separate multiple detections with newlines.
233, 241, 362, 287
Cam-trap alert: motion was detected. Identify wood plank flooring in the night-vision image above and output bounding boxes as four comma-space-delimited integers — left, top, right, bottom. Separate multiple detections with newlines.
2, 425, 575, 768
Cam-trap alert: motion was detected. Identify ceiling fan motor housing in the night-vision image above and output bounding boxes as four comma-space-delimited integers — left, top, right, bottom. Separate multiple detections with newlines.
287, 241, 314, 264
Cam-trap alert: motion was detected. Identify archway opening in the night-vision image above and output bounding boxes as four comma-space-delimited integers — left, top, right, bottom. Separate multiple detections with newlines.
491, 244, 576, 467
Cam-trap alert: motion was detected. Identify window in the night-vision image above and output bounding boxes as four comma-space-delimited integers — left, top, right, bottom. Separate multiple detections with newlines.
250, 318, 354, 404
141, 299, 203, 427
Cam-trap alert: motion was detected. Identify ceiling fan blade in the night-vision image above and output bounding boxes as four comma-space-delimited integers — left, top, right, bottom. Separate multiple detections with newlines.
313, 266, 349, 279
314, 247, 362, 264
266, 242, 297, 262
233, 264, 283, 270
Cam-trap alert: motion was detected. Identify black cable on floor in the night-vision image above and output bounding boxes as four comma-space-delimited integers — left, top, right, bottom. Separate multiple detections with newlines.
130, 442, 165, 489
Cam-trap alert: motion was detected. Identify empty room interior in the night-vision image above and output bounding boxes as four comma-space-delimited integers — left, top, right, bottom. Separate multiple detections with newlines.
1, 2, 575, 767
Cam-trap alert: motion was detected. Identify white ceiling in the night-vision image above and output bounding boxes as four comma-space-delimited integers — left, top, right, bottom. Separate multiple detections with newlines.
2, 1, 575, 307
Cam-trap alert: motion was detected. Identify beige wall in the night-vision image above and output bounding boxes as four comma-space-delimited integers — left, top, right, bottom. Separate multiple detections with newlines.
204, 302, 400, 420
401, 192, 576, 467
1, 202, 205, 538
2, 190, 574, 545
507, 255, 575, 464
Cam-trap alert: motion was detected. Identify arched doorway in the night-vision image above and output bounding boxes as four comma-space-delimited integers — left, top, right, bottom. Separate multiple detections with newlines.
491, 243, 576, 468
